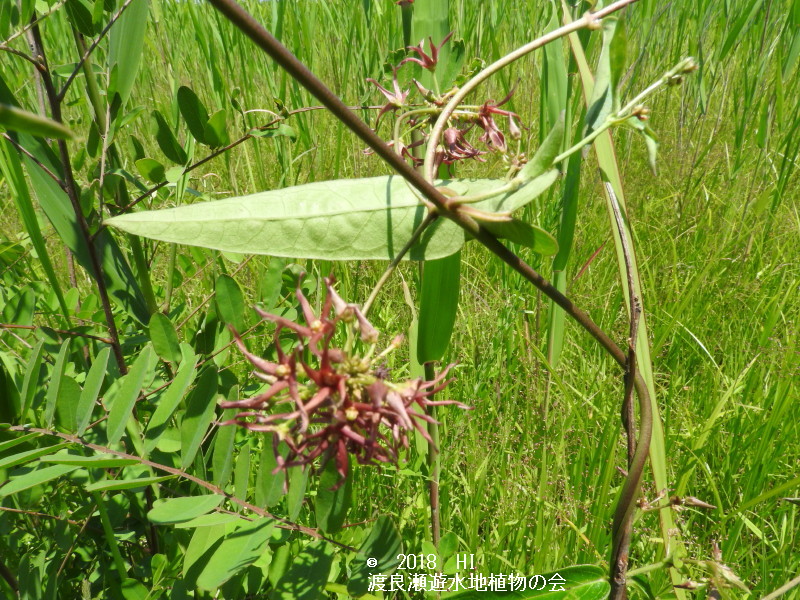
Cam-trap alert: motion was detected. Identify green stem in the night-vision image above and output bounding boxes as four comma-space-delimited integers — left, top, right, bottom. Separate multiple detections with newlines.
362, 213, 437, 317
424, 361, 441, 548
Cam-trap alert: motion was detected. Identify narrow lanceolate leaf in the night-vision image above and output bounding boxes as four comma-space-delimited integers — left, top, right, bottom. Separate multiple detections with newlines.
85, 475, 174, 492
417, 253, 461, 364
195, 518, 275, 591
107, 0, 150, 105
44, 340, 71, 428
41, 453, 138, 467
0, 464, 79, 497
106, 346, 153, 445
76, 347, 111, 436
0, 443, 69, 470
180, 367, 218, 469
147, 494, 225, 524
520, 115, 565, 181
148, 313, 181, 364
19, 339, 45, 420
443, 565, 609, 599
215, 275, 246, 333
106, 176, 557, 261
145, 350, 197, 452
0, 104, 75, 140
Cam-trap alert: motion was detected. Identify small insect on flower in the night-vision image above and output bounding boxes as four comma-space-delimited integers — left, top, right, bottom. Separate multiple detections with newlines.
219, 276, 470, 485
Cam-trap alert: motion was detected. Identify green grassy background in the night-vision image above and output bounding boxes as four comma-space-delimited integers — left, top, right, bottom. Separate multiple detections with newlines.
1, 0, 799, 597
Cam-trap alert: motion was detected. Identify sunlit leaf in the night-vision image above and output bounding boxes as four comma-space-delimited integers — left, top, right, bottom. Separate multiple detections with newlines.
148, 313, 181, 364
148, 494, 225, 524
106, 345, 153, 445
107, 176, 556, 261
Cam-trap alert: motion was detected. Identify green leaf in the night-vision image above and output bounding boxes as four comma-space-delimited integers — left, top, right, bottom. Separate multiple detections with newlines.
482, 219, 559, 256
180, 366, 218, 469
442, 565, 610, 599
106, 176, 549, 261
76, 347, 110, 436
145, 348, 197, 452
0, 443, 68, 470
212, 407, 236, 488
195, 518, 274, 591
135, 157, 166, 184
174, 513, 241, 529
215, 274, 246, 333
19, 339, 45, 420
16, 136, 150, 324
255, 441, 286, 508
203, 109, 230, 148
152, 110, 187, 164
0, 137, 70, 323
177, 86, 210, 145
183, 524, 226, 580
348, 516, 403, 597
64, 0, 96, 36
249, 123, 296, 141
55, 375, 82, 432
44, 340, 71, 428
585, 18, 618, 135
0, 463, 79, 497
85, 474, 173, 492
271, 540, 333, 600
41, 453, 138, 467
417, 252, 460, 364
148, 494, 225, 524
107, 0, 150, 105
120, 580, 149, 600
315, 458, 352, 533
0, 433, 40, 454
286, 465, 308, 521
520, 115, 565, 181
148, 313, 181, 364
0, 104, 75, 140
106, 345, 153, 445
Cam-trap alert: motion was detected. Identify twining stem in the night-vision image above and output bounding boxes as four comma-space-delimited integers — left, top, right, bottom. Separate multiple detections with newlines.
204, 0, 651, 584
8, 425, 355, 551
606, 180, 642, 599
423, 0, 642, 182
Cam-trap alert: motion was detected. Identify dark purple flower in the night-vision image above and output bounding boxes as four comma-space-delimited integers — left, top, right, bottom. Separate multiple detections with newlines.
400, 32, 454, 73
367, 69, 409, 125
219, 277, 469, 484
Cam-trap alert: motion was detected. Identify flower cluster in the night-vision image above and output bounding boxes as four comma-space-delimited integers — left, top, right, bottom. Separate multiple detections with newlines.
366, 32, 523, 173
219, 278, 469, 481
